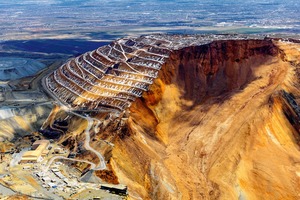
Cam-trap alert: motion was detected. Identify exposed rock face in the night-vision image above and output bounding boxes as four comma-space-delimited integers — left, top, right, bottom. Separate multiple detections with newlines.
108, 37, 300, 200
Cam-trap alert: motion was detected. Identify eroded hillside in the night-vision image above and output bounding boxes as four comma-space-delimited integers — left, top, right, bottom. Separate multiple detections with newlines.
108, 38, 300, 200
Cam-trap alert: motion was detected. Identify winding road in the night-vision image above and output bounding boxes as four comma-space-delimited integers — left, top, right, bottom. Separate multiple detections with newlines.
45, 110, 106, 172
83, 116, 106, 170
44, 156, 96, 172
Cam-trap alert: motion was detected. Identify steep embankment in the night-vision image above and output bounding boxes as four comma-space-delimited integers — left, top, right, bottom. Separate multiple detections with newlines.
110, 39, 300, 200
0, 104, 52, 141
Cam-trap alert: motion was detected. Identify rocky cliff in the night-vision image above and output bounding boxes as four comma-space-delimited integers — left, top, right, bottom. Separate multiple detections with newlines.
108, 38, 300, 200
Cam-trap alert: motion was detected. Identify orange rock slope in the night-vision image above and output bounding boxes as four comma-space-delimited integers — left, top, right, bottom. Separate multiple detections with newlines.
109, 39, 300, 200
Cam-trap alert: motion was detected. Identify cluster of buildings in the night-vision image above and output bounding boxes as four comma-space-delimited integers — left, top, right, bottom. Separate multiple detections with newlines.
34, 162, 80, 195
14, 138, 128, 198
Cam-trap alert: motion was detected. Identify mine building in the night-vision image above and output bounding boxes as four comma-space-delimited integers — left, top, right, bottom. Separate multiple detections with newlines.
100, 184, 128, 196
20, 140, 50, 163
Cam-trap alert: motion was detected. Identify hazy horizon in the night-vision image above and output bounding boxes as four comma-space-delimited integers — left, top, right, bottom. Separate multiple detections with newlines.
0, 0, 299, 60
0, 0, 299, 41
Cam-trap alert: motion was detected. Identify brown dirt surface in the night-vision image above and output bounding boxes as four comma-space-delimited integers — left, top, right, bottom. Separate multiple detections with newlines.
108, 39, 300, 200
6, 195, 29, 200
95, 168, 119, 184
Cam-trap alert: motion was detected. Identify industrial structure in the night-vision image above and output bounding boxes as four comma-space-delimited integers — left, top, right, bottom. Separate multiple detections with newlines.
20, 140, 50, 163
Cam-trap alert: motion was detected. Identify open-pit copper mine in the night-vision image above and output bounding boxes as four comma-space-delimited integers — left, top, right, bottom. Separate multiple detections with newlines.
42, 34, 300, 200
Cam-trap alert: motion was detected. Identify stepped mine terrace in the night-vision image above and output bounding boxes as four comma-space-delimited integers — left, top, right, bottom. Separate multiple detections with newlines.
1, 34, 300, 199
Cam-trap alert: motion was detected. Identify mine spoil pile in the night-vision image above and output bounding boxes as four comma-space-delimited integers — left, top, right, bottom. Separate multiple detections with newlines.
44, 35, 300, 200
